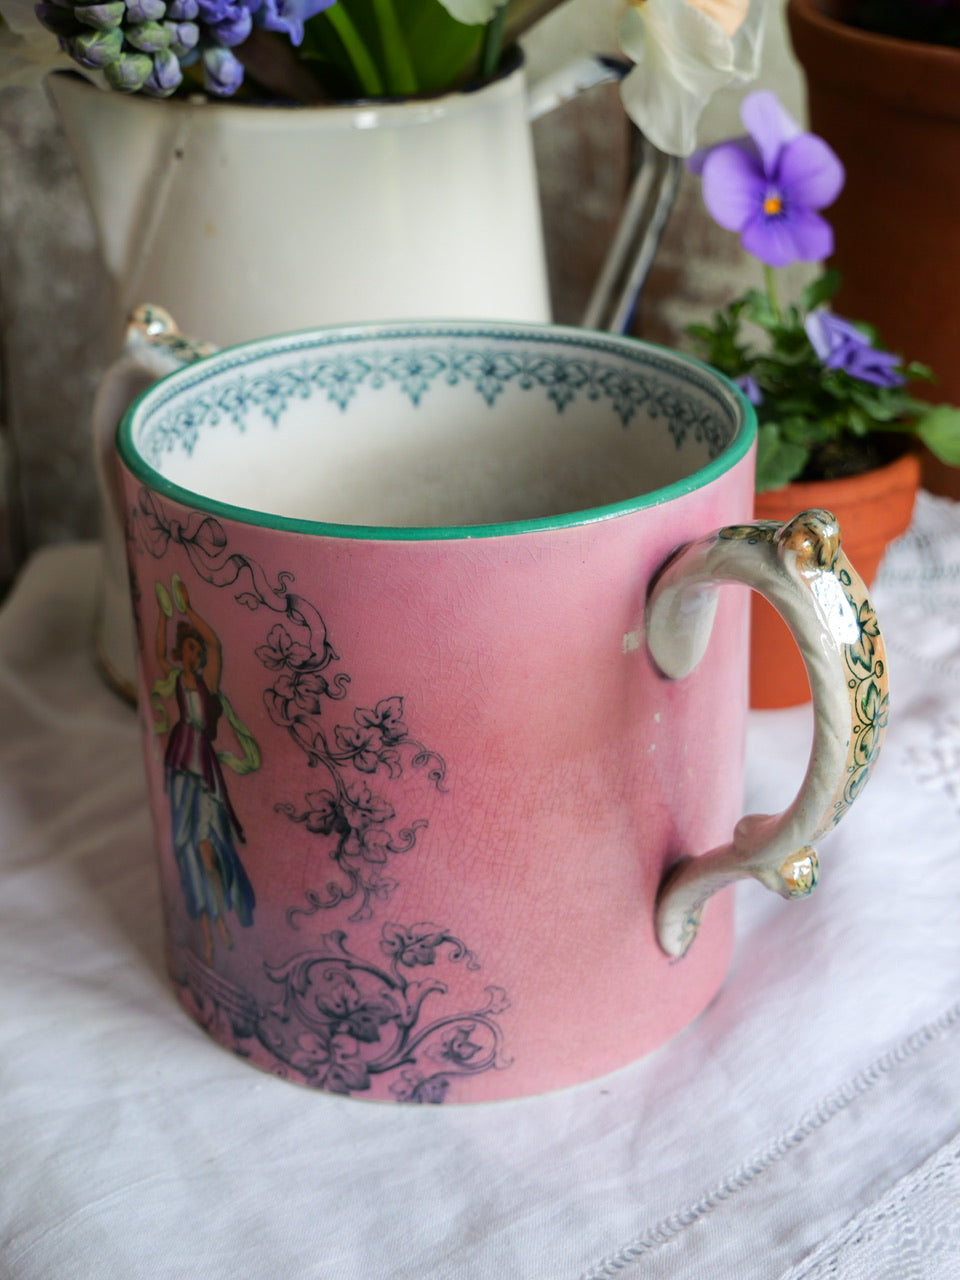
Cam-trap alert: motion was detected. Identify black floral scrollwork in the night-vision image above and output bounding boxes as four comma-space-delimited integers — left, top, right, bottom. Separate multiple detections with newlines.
132, 490, 510, 1098
130, 490, 447, 922
253, 924, 509, 1101
178, 923, 510, 1102
266, 673, 446, 922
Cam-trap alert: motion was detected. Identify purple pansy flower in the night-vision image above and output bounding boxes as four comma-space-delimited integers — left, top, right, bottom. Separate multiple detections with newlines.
691, 91, 844, 268
804, 309, 906, 388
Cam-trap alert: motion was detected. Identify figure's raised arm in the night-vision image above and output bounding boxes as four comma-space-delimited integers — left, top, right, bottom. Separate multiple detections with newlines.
155, 592, 172, 677
177, 579, 222, 693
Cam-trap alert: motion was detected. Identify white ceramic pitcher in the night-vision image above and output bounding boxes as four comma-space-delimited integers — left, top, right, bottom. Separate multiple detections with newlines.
63, 56, 678, 694
49, 58, 565, 348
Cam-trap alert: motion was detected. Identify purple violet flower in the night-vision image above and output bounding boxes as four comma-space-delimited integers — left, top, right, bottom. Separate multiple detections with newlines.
690, 91, 845, 268
804, 309, 906, 388
734, 373, 763, 406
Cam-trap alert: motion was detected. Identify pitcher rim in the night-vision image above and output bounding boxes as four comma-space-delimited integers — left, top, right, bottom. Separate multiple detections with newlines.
44, 48, 530, 122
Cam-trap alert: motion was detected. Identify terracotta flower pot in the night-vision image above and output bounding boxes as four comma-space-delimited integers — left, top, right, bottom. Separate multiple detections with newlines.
750, 449, 921, 708
786, 0, 960, 498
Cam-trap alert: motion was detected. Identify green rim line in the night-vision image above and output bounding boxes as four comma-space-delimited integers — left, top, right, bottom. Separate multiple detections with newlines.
117, 321, 758, 543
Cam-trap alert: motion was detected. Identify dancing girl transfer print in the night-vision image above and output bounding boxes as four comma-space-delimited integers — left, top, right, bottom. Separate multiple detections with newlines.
152, 574, 261, 967
129, 489, 511, 1101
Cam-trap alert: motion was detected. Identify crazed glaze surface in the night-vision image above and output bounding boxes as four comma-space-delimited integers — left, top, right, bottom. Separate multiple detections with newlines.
123, 474, 751, 1101
117, 321, 884, 1102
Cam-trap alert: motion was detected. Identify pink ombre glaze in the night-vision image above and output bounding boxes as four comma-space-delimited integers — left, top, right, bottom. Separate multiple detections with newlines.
122, 446, 754, 1103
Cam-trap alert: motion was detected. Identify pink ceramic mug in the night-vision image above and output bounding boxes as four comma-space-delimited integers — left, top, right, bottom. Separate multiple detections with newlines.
116, 318, 888, 1102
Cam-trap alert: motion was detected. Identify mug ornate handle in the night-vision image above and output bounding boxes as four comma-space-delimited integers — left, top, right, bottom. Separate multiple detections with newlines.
647, 509, 888, 959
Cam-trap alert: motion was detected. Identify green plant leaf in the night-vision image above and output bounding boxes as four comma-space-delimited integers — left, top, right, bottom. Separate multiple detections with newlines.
800, 269, 841, 312
372, 0, 418, 94
905, 360, 934, 384
404, 0, 484, 91
916, 405, 960, 466
778, 413, 829, 446
304, 0, 485, 96
845, 383, 902, 420
745, 289, 778, 329
755, 423, 810, 492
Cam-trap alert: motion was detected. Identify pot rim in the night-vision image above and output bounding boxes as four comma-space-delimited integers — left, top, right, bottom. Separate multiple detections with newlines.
754, 445, 922, 509
787, 0, 960, 118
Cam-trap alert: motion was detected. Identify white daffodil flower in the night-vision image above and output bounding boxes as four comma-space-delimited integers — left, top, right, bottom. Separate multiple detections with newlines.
619, 0, 765, 157
0, 0, 74, 88
436, 0, 505, 26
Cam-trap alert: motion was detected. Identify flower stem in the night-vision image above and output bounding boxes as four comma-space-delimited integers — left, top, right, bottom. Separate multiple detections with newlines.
502, 0, 563, 46
371, 0, 418, 95
478, 1, 507, 81
326, 2, 385, 97
763, 263, 781, 321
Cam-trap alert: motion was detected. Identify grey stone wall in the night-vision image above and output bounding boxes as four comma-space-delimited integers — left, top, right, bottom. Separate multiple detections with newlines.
0, 82, 112, 582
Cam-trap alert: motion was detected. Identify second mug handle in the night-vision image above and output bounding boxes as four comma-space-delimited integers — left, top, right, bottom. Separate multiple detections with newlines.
91, 304, 214, 698
647, 509, 888, 959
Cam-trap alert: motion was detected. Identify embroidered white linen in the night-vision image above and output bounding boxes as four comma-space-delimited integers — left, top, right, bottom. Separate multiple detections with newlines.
2, 496, 959, 1279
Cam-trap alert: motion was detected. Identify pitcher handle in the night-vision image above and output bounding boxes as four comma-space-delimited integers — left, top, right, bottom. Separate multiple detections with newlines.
647, 509, 889, 959
525, 53, 629, 122
91, 304, 214, 698
526, 55, 682, 335
92, 303, 215, 522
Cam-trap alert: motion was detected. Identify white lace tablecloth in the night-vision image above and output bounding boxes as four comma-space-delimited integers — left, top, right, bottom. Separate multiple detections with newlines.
3, 494, 960, 1280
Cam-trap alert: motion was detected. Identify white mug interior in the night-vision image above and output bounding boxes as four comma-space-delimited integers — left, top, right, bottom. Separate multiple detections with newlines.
122, 322, 752, 533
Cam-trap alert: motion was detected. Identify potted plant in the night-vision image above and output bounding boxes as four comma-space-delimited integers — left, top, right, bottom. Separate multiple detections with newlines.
685, 89, 960, 707
786, 0, 960, 498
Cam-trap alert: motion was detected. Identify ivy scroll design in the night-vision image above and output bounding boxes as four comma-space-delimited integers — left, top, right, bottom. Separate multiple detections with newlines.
261, 638, 447, 924
181, 922, 510, 1102
717, 518, 888, 822
718, 518, 888, 821
130, 489, 511, 1098
129, 487, 446, 923
834, 571, 888, 821
138, 331, 733, 469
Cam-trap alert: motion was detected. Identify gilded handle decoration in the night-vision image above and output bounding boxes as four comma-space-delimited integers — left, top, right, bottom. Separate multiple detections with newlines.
647, 509, 889, 960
